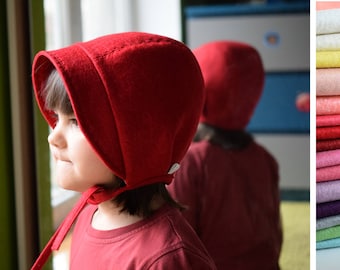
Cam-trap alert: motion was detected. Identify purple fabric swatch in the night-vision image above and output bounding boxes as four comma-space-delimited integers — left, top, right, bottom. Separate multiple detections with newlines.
317, 179, 340, 203
317, 200, 340, 219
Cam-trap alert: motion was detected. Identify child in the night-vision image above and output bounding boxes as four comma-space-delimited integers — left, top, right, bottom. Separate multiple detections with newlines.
31, 32, 217, 269
168, 41, 283, 269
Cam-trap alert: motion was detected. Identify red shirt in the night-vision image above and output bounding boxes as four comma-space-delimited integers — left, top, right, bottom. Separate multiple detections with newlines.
168, 140, 282, 269
70, 204, 217, 269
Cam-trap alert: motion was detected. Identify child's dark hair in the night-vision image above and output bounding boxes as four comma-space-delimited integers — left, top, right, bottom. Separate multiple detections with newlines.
43, 69, 73, 115
194, 123, 253, 150
43, 69, 184, 217
114, 179, 185, 217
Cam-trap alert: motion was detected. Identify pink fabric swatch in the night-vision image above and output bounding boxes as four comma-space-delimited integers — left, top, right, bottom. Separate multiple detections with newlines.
317, 68, 340, 96
317, 96, 340, 115
317, 114, 340, 127
317, 149, 340, 168
317, 2, 340, 10
317, 164, 340, 182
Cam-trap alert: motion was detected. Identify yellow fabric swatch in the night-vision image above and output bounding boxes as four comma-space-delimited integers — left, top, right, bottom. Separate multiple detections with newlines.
317, 51, 340, 68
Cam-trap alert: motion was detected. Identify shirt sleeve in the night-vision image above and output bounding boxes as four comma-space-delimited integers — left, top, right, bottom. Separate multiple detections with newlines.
148, 248, 217, 270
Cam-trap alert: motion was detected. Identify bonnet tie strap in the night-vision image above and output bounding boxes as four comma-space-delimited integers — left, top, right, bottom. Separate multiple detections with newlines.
31, 186, 101, 270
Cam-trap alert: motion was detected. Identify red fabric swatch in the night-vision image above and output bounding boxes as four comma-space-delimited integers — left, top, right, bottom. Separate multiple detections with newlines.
317, 138, 340, 152
317, 126, 340, 140
317, 114, 340, 127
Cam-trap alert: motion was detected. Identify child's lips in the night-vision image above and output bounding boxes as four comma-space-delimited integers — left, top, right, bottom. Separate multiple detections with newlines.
51, 150, 70, 162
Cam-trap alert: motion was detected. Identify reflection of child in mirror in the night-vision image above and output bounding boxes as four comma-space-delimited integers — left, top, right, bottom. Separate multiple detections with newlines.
168, 41, 283, 270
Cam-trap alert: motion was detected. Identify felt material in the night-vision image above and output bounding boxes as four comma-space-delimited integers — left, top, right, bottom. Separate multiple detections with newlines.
192, 41, 264, 130
316, 68, 340, 96
317, 2, 340, 11
317, 33, 340, 51
317, 126, 340, 140
316, 114, 340, 127
317, 9, 340, 35
316, 237, 340, 250
317, 138, 340, 152
316, 96, 340, 115
317, 200, 340, 219
317, 214, 340, 230
316, 224, 340, 242
316, 149, 340, 168
32, 32, 204, 199
316, 51, 340, 68
316, 180, 340, 203
316, 165, 340, 182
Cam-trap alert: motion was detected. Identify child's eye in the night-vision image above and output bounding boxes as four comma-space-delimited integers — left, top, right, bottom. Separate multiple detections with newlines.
69, 117, 79, 126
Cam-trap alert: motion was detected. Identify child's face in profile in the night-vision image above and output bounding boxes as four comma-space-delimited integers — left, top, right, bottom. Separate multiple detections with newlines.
48, 110, 114, 192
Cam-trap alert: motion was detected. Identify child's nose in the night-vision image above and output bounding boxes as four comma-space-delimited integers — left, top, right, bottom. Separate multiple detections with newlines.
48, 124, 66, 148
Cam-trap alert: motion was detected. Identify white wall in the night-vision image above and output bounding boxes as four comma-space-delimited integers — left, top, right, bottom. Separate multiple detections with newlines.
75, 0, 182, 43
45, 0, 182, 49
134, 0, 182, 41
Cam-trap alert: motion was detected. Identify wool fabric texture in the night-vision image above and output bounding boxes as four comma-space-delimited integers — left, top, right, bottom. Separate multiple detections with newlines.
316, 225, 340, 242
317, 138, 340, 152
317, 214, 340, 230
316, 237, 340, 250
193, 41, 264, 130
316, 68, 340, 96
32, 32, 204, 201
316, 51, 340, 68
317, 2, 340, 10
317, 126, 340, 140
317, 9, 340, 35
316, 96, 340, 115
316, 149, 340, 168
317, 165, 340, 182
316, 180, 340, 203
317, 33, 340, 51
316, 114, 340, 127
317, 200, 340, 219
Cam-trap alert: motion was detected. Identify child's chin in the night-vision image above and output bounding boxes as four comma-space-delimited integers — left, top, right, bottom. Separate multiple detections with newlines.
56, 180, 77, 191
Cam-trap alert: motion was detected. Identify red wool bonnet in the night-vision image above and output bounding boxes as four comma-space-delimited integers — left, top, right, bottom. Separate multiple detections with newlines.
193, 41, 264, 130
32, 32, 204, 200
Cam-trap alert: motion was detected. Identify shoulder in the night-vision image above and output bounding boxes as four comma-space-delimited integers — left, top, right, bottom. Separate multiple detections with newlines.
181, 141, 214, 166
251, 141, 278, 167
144, 207, 216, 269
148, 248, 217, 269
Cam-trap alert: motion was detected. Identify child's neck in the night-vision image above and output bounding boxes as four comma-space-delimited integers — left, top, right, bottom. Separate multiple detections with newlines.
91, 196, 165, 230
91, 200, 142, 230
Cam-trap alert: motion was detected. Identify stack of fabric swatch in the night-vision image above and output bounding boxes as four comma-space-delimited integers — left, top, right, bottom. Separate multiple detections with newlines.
316, 4, 340, 251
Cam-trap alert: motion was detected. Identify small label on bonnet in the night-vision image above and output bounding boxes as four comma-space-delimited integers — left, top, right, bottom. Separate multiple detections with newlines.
167, 163, 180, 174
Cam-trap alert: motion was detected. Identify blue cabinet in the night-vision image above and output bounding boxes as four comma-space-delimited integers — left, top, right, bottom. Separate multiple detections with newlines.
248, 72, 310, 133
